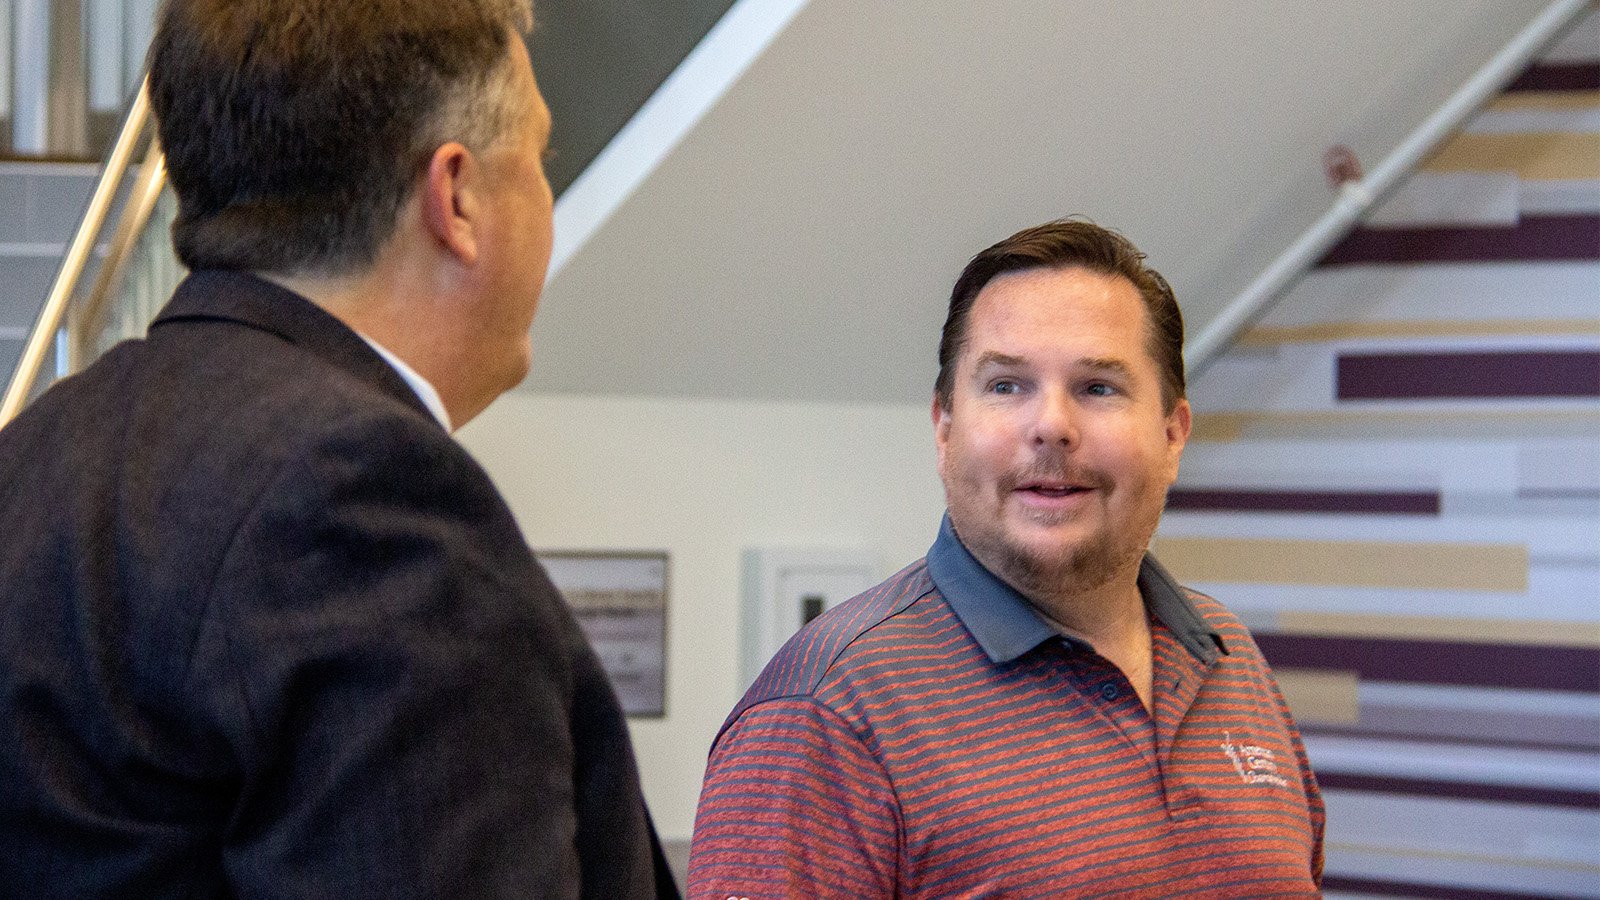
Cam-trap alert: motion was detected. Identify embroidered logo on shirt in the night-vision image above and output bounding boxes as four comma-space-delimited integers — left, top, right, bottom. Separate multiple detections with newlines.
1221, 731, 1290, 788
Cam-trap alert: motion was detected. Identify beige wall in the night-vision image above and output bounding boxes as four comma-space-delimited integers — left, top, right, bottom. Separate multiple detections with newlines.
458, 392, 946, 839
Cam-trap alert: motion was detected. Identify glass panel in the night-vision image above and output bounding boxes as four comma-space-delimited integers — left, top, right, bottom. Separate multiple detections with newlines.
91, 181, 181, 359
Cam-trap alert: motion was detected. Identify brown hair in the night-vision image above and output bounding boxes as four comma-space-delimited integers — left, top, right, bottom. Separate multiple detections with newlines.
148, 0, 534, 275
935, 219, 1186, 412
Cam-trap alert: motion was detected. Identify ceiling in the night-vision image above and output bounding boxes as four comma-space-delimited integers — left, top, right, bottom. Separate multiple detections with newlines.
523, 0, 1564, 405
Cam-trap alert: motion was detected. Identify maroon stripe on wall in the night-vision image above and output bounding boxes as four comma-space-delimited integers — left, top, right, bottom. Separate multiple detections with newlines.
1165, 488, 1439, 515
1251, 634, 1600, 693
1317, 214, 1600, 266
1321, 875, 1579, 900
1505, 61, 1600, 91
1315, 771, 1600, 810
1336, 350, 1600, 400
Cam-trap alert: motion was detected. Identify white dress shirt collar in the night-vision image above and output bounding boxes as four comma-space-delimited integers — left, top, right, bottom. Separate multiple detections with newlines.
358, 334, 452, 431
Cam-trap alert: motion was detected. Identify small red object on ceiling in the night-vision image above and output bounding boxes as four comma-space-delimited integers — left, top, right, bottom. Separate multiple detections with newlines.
1323, 144, 1364, 190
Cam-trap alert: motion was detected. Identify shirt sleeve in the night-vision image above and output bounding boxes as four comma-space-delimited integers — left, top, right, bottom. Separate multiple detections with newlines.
687, 696, 900, 899
192, 413, 601, 898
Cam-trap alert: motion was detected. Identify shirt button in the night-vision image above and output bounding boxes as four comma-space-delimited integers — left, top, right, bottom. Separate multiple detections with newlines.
1100, 683, 1120, 701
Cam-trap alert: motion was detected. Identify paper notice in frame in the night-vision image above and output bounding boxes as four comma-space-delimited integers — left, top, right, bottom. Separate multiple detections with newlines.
537, 551, 668, 717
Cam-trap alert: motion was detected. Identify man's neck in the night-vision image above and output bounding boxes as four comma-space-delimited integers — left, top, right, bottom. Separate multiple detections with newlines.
357, 333, 452, 430
1027, 575, 1145, 645
1031, 583, 1155, 712
1003, 559, 1156, 712
257, 268, 476, 427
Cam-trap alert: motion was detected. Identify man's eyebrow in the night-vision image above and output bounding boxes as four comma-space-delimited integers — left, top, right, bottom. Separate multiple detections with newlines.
972, 351, 1027, 370
1079, 356, 1135, 377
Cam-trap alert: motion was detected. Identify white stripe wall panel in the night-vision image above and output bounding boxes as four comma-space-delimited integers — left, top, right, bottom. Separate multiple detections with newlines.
1324, 842, 1600, 898
1358, 682, 1600, 723
1306, 735, 1600, 790
1230, 262, 1600, 327
1465, 105, 1600, 134
1189, 582, 1596, 624
1159, 511, 1598, 558
1365, 172, 1521, 226
1521, 178, 1600, 213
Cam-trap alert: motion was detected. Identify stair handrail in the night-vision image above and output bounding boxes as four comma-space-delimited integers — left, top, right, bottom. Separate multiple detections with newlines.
1183, 0, 1596, 378
1, 76, 159, 428
69, 135, 169, 370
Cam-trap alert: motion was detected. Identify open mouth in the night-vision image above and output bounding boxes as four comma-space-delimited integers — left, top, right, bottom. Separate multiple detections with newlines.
1016, 481, 1091, 498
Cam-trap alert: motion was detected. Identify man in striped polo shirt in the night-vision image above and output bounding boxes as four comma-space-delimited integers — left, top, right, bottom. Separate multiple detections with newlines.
688, 220, 1324, 897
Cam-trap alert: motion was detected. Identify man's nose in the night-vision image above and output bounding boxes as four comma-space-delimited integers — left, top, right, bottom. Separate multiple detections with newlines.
1031, 388, 1079, 448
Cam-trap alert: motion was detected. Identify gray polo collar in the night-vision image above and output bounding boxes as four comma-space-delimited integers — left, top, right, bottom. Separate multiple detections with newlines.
925, 513, 1227, 665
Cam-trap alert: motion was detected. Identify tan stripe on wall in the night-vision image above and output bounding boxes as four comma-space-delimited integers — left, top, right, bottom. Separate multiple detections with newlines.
1487, 90, 1600, 112
1188, 411, 1600, 443
1271, 667, 1360, 725
1421, 132, 1600, 180
1150, 537, 1528, 592
1236, 319, 1600, 346
1276, 611, 1600, 648
1188, 414, 1253, 442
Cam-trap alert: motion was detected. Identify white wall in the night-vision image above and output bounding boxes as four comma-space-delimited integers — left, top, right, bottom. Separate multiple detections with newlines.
457, 392, 947, 839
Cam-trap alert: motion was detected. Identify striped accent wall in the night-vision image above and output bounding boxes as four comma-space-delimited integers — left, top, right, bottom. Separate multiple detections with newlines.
1165, 11, 1600, 899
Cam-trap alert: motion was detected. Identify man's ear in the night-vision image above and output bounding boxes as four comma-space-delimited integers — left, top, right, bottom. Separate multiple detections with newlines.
1164, 397, 1192, 481
419, 142, 481, 265
932, 393, 951, 476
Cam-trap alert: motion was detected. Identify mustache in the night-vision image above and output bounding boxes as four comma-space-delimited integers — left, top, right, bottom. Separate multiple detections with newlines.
999, 456, 1112, 493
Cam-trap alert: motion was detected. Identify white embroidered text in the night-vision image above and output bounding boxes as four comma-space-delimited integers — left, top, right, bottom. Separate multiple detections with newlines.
1221, 731, 1290, 788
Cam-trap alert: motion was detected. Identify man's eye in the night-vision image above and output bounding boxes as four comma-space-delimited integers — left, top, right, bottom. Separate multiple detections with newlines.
989, 380, 1022, 395
1085, 382, 1116, 397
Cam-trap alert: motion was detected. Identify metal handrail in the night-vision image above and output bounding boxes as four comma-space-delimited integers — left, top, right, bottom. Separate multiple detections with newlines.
69, 135, 169, 370
1183, 0, 1595, 378
0, 76, 161, 428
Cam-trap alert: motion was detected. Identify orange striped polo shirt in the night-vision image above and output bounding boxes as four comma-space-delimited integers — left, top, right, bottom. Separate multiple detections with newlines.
689, 516, 1324, 898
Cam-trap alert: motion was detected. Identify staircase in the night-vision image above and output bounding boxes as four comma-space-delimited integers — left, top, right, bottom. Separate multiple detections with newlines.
0, 160, 98, 383
2, 0, 741, 406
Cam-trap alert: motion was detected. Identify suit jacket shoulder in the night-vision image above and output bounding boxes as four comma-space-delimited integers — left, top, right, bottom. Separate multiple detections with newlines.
0, 271, 667, 899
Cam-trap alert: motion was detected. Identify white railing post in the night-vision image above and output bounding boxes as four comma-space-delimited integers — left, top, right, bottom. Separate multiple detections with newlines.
11, 0, 50, 154
87, 0, 122, 114
1, 1, 12, 124
122, 0, 158, 105
45, 0, 87, 156
9, 0, 91, 157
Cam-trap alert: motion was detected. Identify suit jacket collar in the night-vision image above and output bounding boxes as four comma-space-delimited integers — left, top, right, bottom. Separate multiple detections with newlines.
151, 269, 436, 425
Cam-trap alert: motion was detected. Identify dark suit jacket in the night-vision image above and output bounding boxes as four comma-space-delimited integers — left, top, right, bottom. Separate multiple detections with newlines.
0, 271, 677, 898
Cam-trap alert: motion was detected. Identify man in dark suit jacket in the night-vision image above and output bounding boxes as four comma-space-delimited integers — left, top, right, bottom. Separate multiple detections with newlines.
0, 1, 676, 897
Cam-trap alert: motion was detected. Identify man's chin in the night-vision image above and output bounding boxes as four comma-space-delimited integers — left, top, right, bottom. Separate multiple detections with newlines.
500, 346, 533, 392
992, 539, 1086, 580
992, 529, 1129, 590
1004, 518, 1091, 553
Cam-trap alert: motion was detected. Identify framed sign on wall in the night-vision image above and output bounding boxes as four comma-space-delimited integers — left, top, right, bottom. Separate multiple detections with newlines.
536, 551, 668, 717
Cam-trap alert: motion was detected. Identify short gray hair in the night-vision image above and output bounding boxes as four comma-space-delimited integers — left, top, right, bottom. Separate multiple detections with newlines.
151, 0, 536, 276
